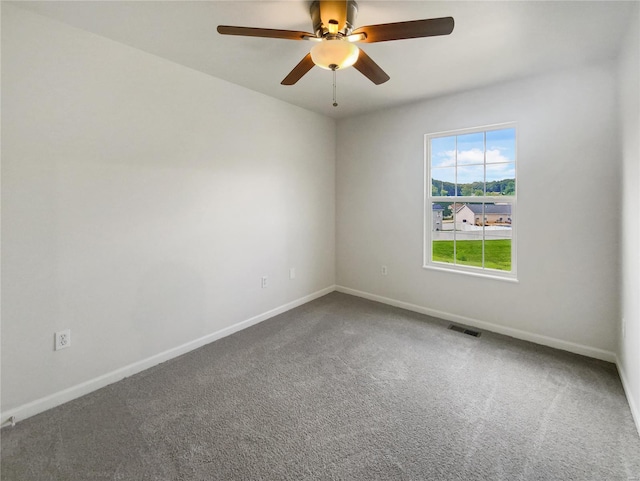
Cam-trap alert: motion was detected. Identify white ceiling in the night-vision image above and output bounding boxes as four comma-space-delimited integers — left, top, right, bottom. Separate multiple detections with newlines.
10, 0, 636, 119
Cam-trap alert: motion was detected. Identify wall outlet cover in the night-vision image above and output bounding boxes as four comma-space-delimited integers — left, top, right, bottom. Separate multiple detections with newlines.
55, 329, 71, 351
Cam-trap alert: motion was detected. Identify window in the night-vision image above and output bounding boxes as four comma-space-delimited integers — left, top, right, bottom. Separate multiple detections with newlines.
424, 123, 516, 279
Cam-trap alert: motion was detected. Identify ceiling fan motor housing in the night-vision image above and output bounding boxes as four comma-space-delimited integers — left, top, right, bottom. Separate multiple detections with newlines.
310, 0, 358, 38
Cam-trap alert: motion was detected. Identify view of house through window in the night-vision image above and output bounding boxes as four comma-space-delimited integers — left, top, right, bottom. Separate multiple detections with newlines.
425, 124, 516, 277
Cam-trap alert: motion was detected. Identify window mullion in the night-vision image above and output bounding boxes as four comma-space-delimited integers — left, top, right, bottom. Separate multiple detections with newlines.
453, 136, 458, 263
482, 132, 486, 269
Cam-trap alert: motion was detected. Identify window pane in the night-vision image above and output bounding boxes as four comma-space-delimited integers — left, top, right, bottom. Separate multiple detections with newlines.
431, 136, 456, 169
456, 132, 484, 166
432, 202, 456, 265
454, 202, 484, 268
431, 168, 456, 196
486, 128, 516, 164
483, 202, 513, 271
486, 163, 516, 195
457, 165, 484, 195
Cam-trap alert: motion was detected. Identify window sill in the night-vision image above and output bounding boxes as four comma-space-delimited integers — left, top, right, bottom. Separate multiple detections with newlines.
423, 264, 519, 283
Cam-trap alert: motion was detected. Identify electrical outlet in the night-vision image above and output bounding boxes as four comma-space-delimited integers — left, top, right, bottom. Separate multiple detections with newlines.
55, 329, 71, 351
261, 276, 268, 289
289, 267, 296, 280
622, 317, 626, 340
381, 265, 388, 276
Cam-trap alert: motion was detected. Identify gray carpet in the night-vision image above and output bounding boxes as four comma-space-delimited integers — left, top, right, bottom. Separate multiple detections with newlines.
2, 292, 640, 480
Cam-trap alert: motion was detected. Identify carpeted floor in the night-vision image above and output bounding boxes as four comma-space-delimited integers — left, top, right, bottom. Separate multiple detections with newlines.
2, 292, 640, 480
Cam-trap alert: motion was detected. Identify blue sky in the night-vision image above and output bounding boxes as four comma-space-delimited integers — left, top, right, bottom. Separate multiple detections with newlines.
431, 128, 515, 185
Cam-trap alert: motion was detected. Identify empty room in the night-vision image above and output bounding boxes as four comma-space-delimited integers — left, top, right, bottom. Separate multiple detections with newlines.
2, 1, 639, 479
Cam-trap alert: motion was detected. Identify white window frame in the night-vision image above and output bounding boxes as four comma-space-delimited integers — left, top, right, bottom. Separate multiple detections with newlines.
423, 122, 518, 281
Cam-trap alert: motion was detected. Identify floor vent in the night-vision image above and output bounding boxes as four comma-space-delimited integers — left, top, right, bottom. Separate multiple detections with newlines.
448, 324, 481, 337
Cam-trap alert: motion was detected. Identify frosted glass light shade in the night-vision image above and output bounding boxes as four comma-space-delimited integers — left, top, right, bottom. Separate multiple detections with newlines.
310, 39, 360, 70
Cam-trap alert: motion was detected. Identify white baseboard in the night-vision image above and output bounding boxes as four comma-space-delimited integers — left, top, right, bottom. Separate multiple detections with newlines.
2, 285, 622, 427
1, 286, 336, 427
336, 285, 617, 363
616, 357, 640, 437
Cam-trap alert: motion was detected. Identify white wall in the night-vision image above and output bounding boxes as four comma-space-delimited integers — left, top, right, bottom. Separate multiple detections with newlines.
619, 5, 640, 432
336, 62, 620, 359
1, 5, 335, 417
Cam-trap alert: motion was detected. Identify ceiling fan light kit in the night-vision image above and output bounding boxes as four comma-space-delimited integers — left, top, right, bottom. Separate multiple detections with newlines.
310, 39, 359, 71
217, 0, 454, 104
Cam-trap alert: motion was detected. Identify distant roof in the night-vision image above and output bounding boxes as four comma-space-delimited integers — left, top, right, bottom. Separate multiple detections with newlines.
458, 203, 511, 215
432, 204, 444, 211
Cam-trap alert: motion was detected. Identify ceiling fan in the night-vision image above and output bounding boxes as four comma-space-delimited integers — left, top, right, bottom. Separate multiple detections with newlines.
217, 0, 454, 87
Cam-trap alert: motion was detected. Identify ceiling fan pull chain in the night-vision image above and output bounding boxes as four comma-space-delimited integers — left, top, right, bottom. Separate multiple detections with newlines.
332, 68, 338, 107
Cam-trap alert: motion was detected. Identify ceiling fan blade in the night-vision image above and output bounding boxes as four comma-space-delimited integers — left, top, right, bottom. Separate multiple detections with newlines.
281, 54, 316, 85
217, 26, 313, 41
319, 1, 348, 32
353, 49, 390, 85
353, 17, 454, 43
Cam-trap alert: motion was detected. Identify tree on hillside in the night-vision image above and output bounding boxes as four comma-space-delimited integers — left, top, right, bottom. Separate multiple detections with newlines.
432, 178, 515, 196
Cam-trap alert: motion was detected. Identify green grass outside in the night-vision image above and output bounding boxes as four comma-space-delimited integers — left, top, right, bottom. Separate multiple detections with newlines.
432, 239, 511, 271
